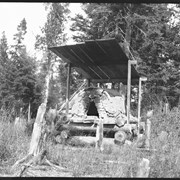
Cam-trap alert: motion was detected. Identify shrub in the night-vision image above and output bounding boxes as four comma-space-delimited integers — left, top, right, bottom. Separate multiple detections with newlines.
149, 105, 180, 177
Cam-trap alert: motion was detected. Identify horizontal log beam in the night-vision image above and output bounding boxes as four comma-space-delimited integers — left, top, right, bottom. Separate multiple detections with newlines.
91, 78, 139, 84
54, 123, 137, 138
71, 61, 128, 68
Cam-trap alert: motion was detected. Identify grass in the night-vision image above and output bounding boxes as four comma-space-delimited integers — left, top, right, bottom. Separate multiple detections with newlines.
0, 120, 30, 175
1, 105, 180, 177
45, 139, 149, 177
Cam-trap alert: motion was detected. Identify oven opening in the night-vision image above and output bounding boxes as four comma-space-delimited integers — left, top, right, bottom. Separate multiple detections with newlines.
87, 101, 99, 118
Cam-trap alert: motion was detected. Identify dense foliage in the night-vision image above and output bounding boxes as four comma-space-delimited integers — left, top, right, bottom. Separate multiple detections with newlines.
35, 3, 83, 109
71, 3, 180, 110
0, 19, 41, 117
1, 3, 180, 119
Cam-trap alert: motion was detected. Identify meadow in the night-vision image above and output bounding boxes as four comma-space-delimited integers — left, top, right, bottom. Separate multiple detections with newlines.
0, 105, 180, 177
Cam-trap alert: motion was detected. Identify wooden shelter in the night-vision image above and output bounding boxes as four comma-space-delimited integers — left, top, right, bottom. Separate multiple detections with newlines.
49, 38, 146, 130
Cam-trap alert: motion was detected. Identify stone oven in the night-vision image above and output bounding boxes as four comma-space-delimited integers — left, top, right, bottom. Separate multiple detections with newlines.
68, 87, 131, 124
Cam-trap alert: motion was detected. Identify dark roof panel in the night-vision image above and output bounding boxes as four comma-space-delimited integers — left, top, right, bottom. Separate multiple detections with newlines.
49, 38, 140, 84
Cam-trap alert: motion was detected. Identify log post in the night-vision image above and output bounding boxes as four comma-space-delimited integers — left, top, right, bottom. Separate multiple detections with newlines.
29, 103, 47, 156
66, 63, 71, 117
95, 118, 103, 151
137, 77, 141, 136
87, 79, 90, 87
136, 158, 150, 177
137, 77, 147, 136
28, 102, 31, 124
127, 60, 137, 124
145, 119, 151, 150
164, 103, 169, 114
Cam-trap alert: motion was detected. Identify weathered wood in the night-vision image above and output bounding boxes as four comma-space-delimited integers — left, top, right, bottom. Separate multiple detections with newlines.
137, 77, 147, 136
55, 123, 137, 137
28, 102, 31, 124
29, 103, 47, 156
164, 103, 169, 114
12, 61, 53, 175
136, 158, 150, 177
66, 63, 71, 116
119, 82, 126, 113
91, 78, 139, 84
95, 118, 103, 151
127, 60, 131, 125
87, 79, 90, 87
145, 119, 151, 150
114, 130, 127, 145
127, 60, 137, 125
137, 77, 141, 136
68, 136, 115, 146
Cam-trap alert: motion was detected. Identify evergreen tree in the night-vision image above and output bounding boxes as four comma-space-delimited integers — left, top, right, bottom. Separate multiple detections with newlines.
71, 3, 180, 109
35, 3, 82, 109
0, 19, 41, 117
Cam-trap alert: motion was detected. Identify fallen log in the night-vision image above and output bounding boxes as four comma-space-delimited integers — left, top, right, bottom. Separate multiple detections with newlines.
67, 136, 115, 146
53, 122, 137, 138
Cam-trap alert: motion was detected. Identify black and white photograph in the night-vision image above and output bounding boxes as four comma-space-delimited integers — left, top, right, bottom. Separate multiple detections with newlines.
0, 2, 179, 177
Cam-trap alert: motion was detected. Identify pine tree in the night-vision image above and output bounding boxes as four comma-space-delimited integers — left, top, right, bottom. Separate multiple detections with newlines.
71, 3, 180, 109
35, 3, 83, 109
0, 19, 41, 117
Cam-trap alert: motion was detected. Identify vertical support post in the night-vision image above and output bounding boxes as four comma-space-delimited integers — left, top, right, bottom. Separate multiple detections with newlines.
127, 60, 131, 125
137, 77, 142, 136
66, 63, 71, 117
28, 102, 31, 124
96, 118, 103, 152
127, 60, 137, 124
145, 119, 151, 150
137, 77, 147, 136
165, 103, 169, 114
87, 79, 90, 87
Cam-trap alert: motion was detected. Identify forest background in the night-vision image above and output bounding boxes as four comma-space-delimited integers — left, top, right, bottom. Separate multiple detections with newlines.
0, 3, 180, 118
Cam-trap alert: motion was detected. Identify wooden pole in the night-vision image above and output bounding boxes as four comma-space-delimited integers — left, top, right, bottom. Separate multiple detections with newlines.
95, 118, 103, 151
127, 60, 131, 125
127, 60, 137, 124
87, 79, 90, 87
145, 119, 151, 150
137, 78, 142, 136
138, 77, 147, 136
28, 102, 31, 124
66, 63, 71, 117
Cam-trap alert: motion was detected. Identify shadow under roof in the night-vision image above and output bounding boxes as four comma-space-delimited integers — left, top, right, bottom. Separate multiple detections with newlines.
48, 38, 140, 85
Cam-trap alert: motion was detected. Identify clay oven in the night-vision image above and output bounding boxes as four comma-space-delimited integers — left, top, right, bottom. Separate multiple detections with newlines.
68, 87, 127, 123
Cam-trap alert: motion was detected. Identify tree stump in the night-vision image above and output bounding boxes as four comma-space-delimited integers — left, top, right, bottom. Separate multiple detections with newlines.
136, 158, 150, 177
114, 130, 127, 145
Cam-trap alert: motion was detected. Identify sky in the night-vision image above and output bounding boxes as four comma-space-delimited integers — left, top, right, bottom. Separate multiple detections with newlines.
0, 3, 85, 57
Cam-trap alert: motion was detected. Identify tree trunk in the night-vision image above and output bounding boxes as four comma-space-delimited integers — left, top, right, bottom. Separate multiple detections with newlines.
28, 103, 31, 124
29, 63, 52, 156
124, 4, 132, 59
10, 62, 73, 177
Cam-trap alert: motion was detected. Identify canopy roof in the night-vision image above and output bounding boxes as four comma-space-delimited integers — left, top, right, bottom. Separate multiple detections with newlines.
48, 38, 140, 85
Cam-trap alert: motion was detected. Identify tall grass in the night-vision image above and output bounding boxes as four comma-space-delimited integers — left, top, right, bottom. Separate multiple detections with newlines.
45, 105, 180, 177
0, 109, 30, 175
149, 105, 180, 177
1, 104, 180, 177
